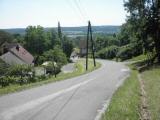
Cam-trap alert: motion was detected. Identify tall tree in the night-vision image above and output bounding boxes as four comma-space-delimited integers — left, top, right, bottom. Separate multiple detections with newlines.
25, 25, 46, 55
0, 30, 13, 45
123, 0, 160, 63
58, 22, 63, 49
63, 35, 74, 58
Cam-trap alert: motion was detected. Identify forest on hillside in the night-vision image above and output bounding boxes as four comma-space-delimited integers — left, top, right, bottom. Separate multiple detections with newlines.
95, 0, 160, 64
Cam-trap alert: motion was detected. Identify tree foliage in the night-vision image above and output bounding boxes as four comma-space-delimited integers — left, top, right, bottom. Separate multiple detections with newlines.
0, 30, 13, 45
39, 46, 67, 67
96, 45, 119, 59
63, 35, 74, 58
25, 26, 48, 55
122, 0, 160, 63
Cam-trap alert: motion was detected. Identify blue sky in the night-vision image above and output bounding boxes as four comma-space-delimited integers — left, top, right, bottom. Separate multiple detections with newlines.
0, 0, 127, 28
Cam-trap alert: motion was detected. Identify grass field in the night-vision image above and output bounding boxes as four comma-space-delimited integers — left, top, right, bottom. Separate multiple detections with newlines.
0, 59, 101, 96
141, 66, 160, 120
101, 69, 141, 120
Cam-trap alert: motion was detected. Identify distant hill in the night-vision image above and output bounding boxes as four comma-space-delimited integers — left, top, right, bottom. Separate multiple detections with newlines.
1, 25, 120, 37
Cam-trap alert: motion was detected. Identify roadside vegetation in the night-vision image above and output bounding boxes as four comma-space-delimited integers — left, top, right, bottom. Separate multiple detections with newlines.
94, 0, 160, 65
0, 59, 101, 95
102, 56, 160, 120
141, 67, 160, 120
101, 0, 160, 119
102, 68, 140, 120
126, 54, 146, 62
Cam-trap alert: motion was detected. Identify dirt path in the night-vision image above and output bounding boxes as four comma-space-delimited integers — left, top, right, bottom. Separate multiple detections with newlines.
138, 74, 151, 120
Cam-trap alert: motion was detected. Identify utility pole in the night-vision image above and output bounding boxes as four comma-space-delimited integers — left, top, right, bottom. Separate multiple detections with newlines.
86, 21, 89, 70
58, 22, 63, 50
89, 21, 96, 67
86, 21, 96, 70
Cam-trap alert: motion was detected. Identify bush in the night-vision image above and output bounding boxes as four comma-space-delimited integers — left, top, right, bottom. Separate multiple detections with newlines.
117, 43, 143, 61
36, 75, 47, 82
44, 62, 61, 75
0, 59, 9, 76
0, 76, 17, 87
39, 46, 67, 67
6, 64, 34, 85
8, 64, 32, 77
96, 45, 119, 59
117, 46, 133, 61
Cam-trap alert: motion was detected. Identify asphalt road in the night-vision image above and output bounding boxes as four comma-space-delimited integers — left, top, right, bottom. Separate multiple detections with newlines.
0, 60, 130, 120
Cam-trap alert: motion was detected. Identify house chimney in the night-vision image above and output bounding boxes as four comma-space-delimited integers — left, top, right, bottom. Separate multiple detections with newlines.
16, 45, 20, 51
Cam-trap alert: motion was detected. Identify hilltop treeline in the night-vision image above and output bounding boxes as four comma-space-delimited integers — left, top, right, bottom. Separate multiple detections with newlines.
0, 25, 74, 65
96, 0, 160, 63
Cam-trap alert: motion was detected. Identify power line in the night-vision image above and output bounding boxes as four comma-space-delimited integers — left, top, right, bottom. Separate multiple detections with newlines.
66, 0, 85, 23
74, 0, 87, 20
77, 0, 89, 20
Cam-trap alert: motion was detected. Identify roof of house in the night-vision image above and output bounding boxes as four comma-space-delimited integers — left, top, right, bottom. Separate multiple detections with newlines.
9, 45, 34, 64
0, 42, 5, 47
0, 42, 34, 65
0, 42, 18, 49
0, 41, 8, 47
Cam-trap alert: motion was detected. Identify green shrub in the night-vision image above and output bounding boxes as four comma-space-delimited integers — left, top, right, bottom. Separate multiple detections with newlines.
8, 64, 32, 77
0, 76, 17, 87
0, 59, 9, 76
39, 46, 67, 67
117, 43, 143, 61
6, 64, 34, 85
96, 45, 119, 59
117, 46, 133, 61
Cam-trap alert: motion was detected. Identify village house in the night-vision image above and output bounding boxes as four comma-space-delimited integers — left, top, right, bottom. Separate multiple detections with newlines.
70, 50, 79, 62
0, 42, 34, 65
79, 40, 87, 57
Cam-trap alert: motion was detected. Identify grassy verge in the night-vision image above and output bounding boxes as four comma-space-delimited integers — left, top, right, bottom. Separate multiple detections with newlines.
0, 59, 101, 96
102, 68, 141, 120
127, 54, 146, 62
141, 66, 160, 120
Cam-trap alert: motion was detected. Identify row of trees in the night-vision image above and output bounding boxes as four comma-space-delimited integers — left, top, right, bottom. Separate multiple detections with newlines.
95, 0, 160, 63
0, 25, 75, 64
122, 0, 160, 63
0, 25, 75, 87
24, 25, 74, 65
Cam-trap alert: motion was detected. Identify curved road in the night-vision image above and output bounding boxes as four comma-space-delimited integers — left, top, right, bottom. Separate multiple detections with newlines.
0, 60, 130, 120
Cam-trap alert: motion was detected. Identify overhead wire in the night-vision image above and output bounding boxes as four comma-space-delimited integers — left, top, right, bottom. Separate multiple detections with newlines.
66, 0, 86, 23
74, 0, 87, 21
77, 0, 89, 21
51, 1, 92, 119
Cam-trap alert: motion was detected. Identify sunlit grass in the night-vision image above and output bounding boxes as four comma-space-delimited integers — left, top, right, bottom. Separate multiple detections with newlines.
141, 67, 160, 120
127, 54, 146, 62
102, 69, 140, 120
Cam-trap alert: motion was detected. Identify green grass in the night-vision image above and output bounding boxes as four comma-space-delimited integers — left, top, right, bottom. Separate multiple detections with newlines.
127, 54, 146, 62
141, 66, 160, 120
102, 69, 140, 120
0, 59, 101, 96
